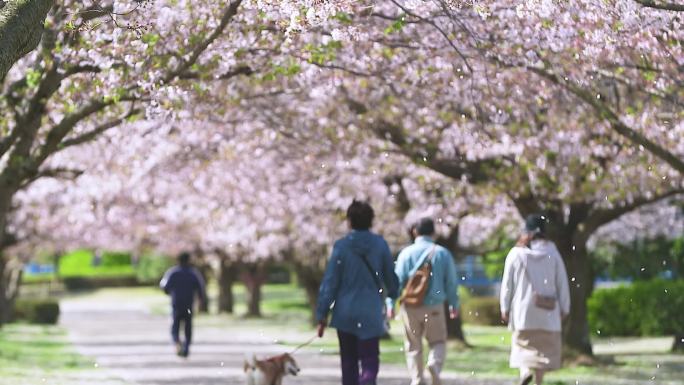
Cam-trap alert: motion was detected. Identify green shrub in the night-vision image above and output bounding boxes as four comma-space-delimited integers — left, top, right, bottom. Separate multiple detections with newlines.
13, 299, 60, 324
62, 276, 139, 290
58, 250, 92, 275
588, 280, 684, 337
462, 296, 503, 326
135, 254, 173, 284
58, 249, 134, 278
101, 252, 131, 267
590, 235, 684, 280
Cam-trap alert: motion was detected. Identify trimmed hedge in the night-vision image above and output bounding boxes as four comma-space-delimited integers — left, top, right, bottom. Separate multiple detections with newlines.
101, 252, 132, 267
59, 249, 134, 278
13, 299, 60, 324
587, 280, 684, 337
462, 296, 503, 326
135, 254, 173, 284
62, 276, 140, 290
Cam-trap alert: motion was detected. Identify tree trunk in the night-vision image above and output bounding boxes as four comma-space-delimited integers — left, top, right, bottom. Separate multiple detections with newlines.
445, 302, 471, 346
196, 262, 211, 313
0, 257, 8, 325
246, 280, 262, 317
550, 232, 594, 356
217, 260, 237, 313
294, 263, 323, 324
436, 229, 471, 346
0, 0, 53, 82
241, 263, 266, 317
673, 335, 684, 352
0, 189, 12, 325
0, 256, 22, 325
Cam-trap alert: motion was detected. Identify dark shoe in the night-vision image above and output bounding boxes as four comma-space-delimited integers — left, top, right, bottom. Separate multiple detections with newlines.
519, 373, 533, 385
181, 343, 190, 358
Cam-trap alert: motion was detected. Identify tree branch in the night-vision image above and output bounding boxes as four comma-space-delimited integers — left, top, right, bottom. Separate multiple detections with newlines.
178, 64, 253, 80
527, 66, 684, 174
634, 0, 684, 12
20, 167, 84, 189
388, 0, 474, 72
0, 127, 21, 159
345, 94, 514, 185
35, 94, 137, 164
60, 105, 141, 148
162, 0, 244, 84
585, 189, 684, 234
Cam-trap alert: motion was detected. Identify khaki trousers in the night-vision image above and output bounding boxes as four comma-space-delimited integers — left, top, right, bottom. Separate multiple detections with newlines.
400, 303, 447, 385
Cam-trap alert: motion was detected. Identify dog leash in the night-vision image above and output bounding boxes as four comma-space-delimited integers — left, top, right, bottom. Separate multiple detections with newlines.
289, 334, 318, 354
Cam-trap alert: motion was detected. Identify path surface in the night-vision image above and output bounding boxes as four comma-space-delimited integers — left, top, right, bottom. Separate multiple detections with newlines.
59, 294, 509, 385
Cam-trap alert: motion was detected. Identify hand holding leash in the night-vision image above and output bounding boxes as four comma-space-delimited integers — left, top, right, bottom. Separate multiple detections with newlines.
316, 320, 327, 338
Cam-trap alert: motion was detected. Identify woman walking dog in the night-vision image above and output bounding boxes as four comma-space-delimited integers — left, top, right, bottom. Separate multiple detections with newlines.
500, 214, 571, 385
315, 199, 399, 385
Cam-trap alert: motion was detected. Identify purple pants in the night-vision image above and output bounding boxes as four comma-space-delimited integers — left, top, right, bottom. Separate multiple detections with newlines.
337, 330, 380, 385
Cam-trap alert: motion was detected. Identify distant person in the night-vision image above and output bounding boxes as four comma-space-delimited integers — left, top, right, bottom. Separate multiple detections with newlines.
316, 199, 399, 385
388, 217, 460, 385
160, 252, 207, 357
500, 214, 571, 385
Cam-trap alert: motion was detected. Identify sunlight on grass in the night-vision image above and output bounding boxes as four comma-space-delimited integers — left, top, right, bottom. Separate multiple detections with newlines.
0, 323, 128, 385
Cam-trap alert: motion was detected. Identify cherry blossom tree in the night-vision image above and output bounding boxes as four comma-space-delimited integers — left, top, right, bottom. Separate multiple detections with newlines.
258, 0, 684, 355
0, 0, 358, 323
5, 0, 683, 355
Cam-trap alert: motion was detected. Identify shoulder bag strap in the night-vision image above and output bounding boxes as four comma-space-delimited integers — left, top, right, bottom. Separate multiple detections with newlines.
408, 245, 437, 278
358, 253, 385, 296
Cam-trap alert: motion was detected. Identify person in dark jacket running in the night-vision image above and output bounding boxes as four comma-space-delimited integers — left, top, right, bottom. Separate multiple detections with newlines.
160, 252, 207, 357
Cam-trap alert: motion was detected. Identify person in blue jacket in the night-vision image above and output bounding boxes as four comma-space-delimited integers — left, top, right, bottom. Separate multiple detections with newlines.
160, 252, 207, 357
316, 199, 399, 385
387, 217, 460, 385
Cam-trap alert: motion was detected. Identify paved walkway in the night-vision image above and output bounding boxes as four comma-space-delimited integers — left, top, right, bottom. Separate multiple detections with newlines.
59, 295, 509, 385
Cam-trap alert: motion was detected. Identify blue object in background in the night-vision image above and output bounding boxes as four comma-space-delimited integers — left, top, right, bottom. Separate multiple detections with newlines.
24, 263, 55, 275
456, 255, 498, 295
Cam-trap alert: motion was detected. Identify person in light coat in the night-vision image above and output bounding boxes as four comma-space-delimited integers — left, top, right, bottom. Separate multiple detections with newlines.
500, 214, 571, 385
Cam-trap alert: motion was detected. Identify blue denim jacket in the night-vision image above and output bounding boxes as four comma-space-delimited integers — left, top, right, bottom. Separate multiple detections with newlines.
315, 230, 399, 339
387, 236, 459, 311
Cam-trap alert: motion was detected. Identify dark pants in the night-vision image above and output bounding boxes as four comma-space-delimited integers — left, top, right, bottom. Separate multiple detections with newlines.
171, 307, 192, 348
337, 330, 380, 385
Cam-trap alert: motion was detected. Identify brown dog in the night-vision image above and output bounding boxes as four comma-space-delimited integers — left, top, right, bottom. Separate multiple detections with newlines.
244, 353, 300, 385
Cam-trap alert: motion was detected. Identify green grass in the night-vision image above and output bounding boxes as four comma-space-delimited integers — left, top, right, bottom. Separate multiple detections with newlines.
0, 323, 129, 385
232, 284, 684, 384
57, 285, 684, 385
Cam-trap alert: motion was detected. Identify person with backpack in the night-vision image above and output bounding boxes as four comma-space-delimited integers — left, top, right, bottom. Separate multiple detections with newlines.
387, 217, 460, 385
500, 214, 571, 385
315, 199, 399, 385
160, 251, 207, 357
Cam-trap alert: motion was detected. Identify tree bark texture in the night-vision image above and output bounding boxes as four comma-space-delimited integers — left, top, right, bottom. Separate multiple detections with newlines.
241, 263, 266, 317
217, 260, 237, 313
0, 0, 52, 81
294, 263, 323, 325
